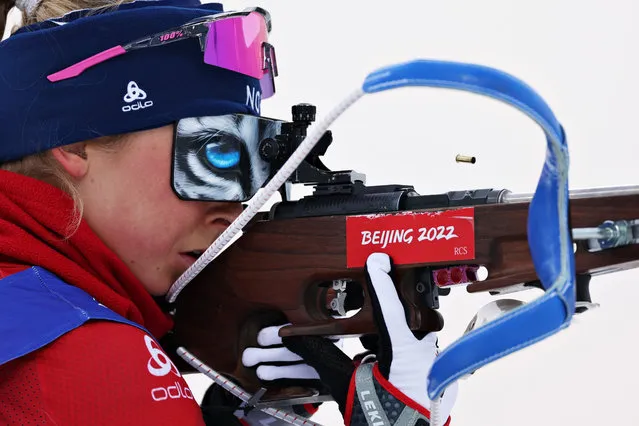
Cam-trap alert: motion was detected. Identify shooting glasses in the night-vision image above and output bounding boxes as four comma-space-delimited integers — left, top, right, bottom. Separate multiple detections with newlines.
47, 7, 278, 98
171, 114, 286, 202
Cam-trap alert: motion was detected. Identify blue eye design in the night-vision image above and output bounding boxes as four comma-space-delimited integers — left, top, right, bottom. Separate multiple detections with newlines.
205, 142, 241, 170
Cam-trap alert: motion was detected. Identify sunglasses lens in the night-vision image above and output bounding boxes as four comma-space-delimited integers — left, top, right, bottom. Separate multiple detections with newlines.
203, 12, 276, 98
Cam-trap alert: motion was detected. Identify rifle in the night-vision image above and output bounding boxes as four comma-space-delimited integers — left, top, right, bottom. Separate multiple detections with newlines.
167, 60, 639, 410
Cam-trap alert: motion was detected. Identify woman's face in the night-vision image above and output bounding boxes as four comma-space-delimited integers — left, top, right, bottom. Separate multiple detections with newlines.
74, 125, 243, 296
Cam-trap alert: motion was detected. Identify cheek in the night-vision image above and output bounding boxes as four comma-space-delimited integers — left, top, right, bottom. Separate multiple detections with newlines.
116, 179, 200, 256
88, 146, 200, 259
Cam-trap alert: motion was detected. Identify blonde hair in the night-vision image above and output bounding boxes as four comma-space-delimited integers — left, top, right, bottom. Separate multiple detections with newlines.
1, 137, 128, 238
1, 0, 134, 238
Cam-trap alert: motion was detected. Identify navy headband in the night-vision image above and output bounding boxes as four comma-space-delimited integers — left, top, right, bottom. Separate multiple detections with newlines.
0, 0, 263, 163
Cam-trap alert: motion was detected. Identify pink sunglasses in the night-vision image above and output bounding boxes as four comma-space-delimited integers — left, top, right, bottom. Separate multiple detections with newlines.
47, 7, 278, 98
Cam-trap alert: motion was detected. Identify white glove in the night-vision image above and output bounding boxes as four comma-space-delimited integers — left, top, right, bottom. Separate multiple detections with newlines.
242, 324, 343, 382
366, 252, 458, 421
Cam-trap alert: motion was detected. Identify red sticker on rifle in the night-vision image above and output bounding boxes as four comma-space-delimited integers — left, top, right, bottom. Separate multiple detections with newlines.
345, 207, 475, 268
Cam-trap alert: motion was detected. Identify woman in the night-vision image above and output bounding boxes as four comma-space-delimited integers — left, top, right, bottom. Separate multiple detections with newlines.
0, 0, 457, 424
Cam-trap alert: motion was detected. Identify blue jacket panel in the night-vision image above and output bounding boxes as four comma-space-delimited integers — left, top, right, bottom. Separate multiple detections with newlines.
0, 266, 150, 367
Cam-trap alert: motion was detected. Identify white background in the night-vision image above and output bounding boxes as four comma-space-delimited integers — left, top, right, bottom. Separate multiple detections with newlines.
184, 1, 639, 424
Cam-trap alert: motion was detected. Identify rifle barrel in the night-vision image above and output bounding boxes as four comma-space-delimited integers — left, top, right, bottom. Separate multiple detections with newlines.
572, 227, 613, 241
501, 185, 639, 204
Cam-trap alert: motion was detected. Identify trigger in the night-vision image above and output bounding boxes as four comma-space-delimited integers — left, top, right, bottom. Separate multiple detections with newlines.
329, 292, 347, 316
326, 279, 364, 318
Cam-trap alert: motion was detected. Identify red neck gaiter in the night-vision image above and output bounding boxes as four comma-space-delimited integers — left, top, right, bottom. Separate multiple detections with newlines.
0, 170, 173, 338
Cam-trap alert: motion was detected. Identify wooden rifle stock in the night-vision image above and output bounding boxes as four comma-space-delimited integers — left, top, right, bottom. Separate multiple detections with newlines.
171, 189, 639, 404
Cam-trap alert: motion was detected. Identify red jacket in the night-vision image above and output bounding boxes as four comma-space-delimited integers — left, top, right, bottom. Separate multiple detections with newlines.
0, 321, 205, 425
0, 170, 205, 425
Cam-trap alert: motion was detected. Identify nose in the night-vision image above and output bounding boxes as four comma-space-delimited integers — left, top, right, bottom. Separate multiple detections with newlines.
204, 201, 244, 226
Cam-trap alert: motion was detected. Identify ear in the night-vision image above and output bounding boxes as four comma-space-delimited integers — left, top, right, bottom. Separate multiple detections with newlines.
51, 143, 89, 179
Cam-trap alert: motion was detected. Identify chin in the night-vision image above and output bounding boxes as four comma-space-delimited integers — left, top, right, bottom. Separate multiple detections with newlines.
147, 286, 171, 298
141, 275, 173, 297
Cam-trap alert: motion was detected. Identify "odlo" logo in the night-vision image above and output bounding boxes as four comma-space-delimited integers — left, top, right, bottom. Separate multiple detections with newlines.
122, 101, 154, 112
144, 334, 195, 403
122, 81, 154, 113
151, 381, 194, 402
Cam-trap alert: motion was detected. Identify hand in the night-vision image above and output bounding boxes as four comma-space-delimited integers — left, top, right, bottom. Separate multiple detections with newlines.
242, 324, 343, 384
200, 325, 343, 425
201, 381, 320, 426
282, 252, 458, 425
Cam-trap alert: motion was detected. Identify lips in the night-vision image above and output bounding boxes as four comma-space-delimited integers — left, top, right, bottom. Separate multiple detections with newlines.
182, 250, 204, 260
179, 253, 198, 269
